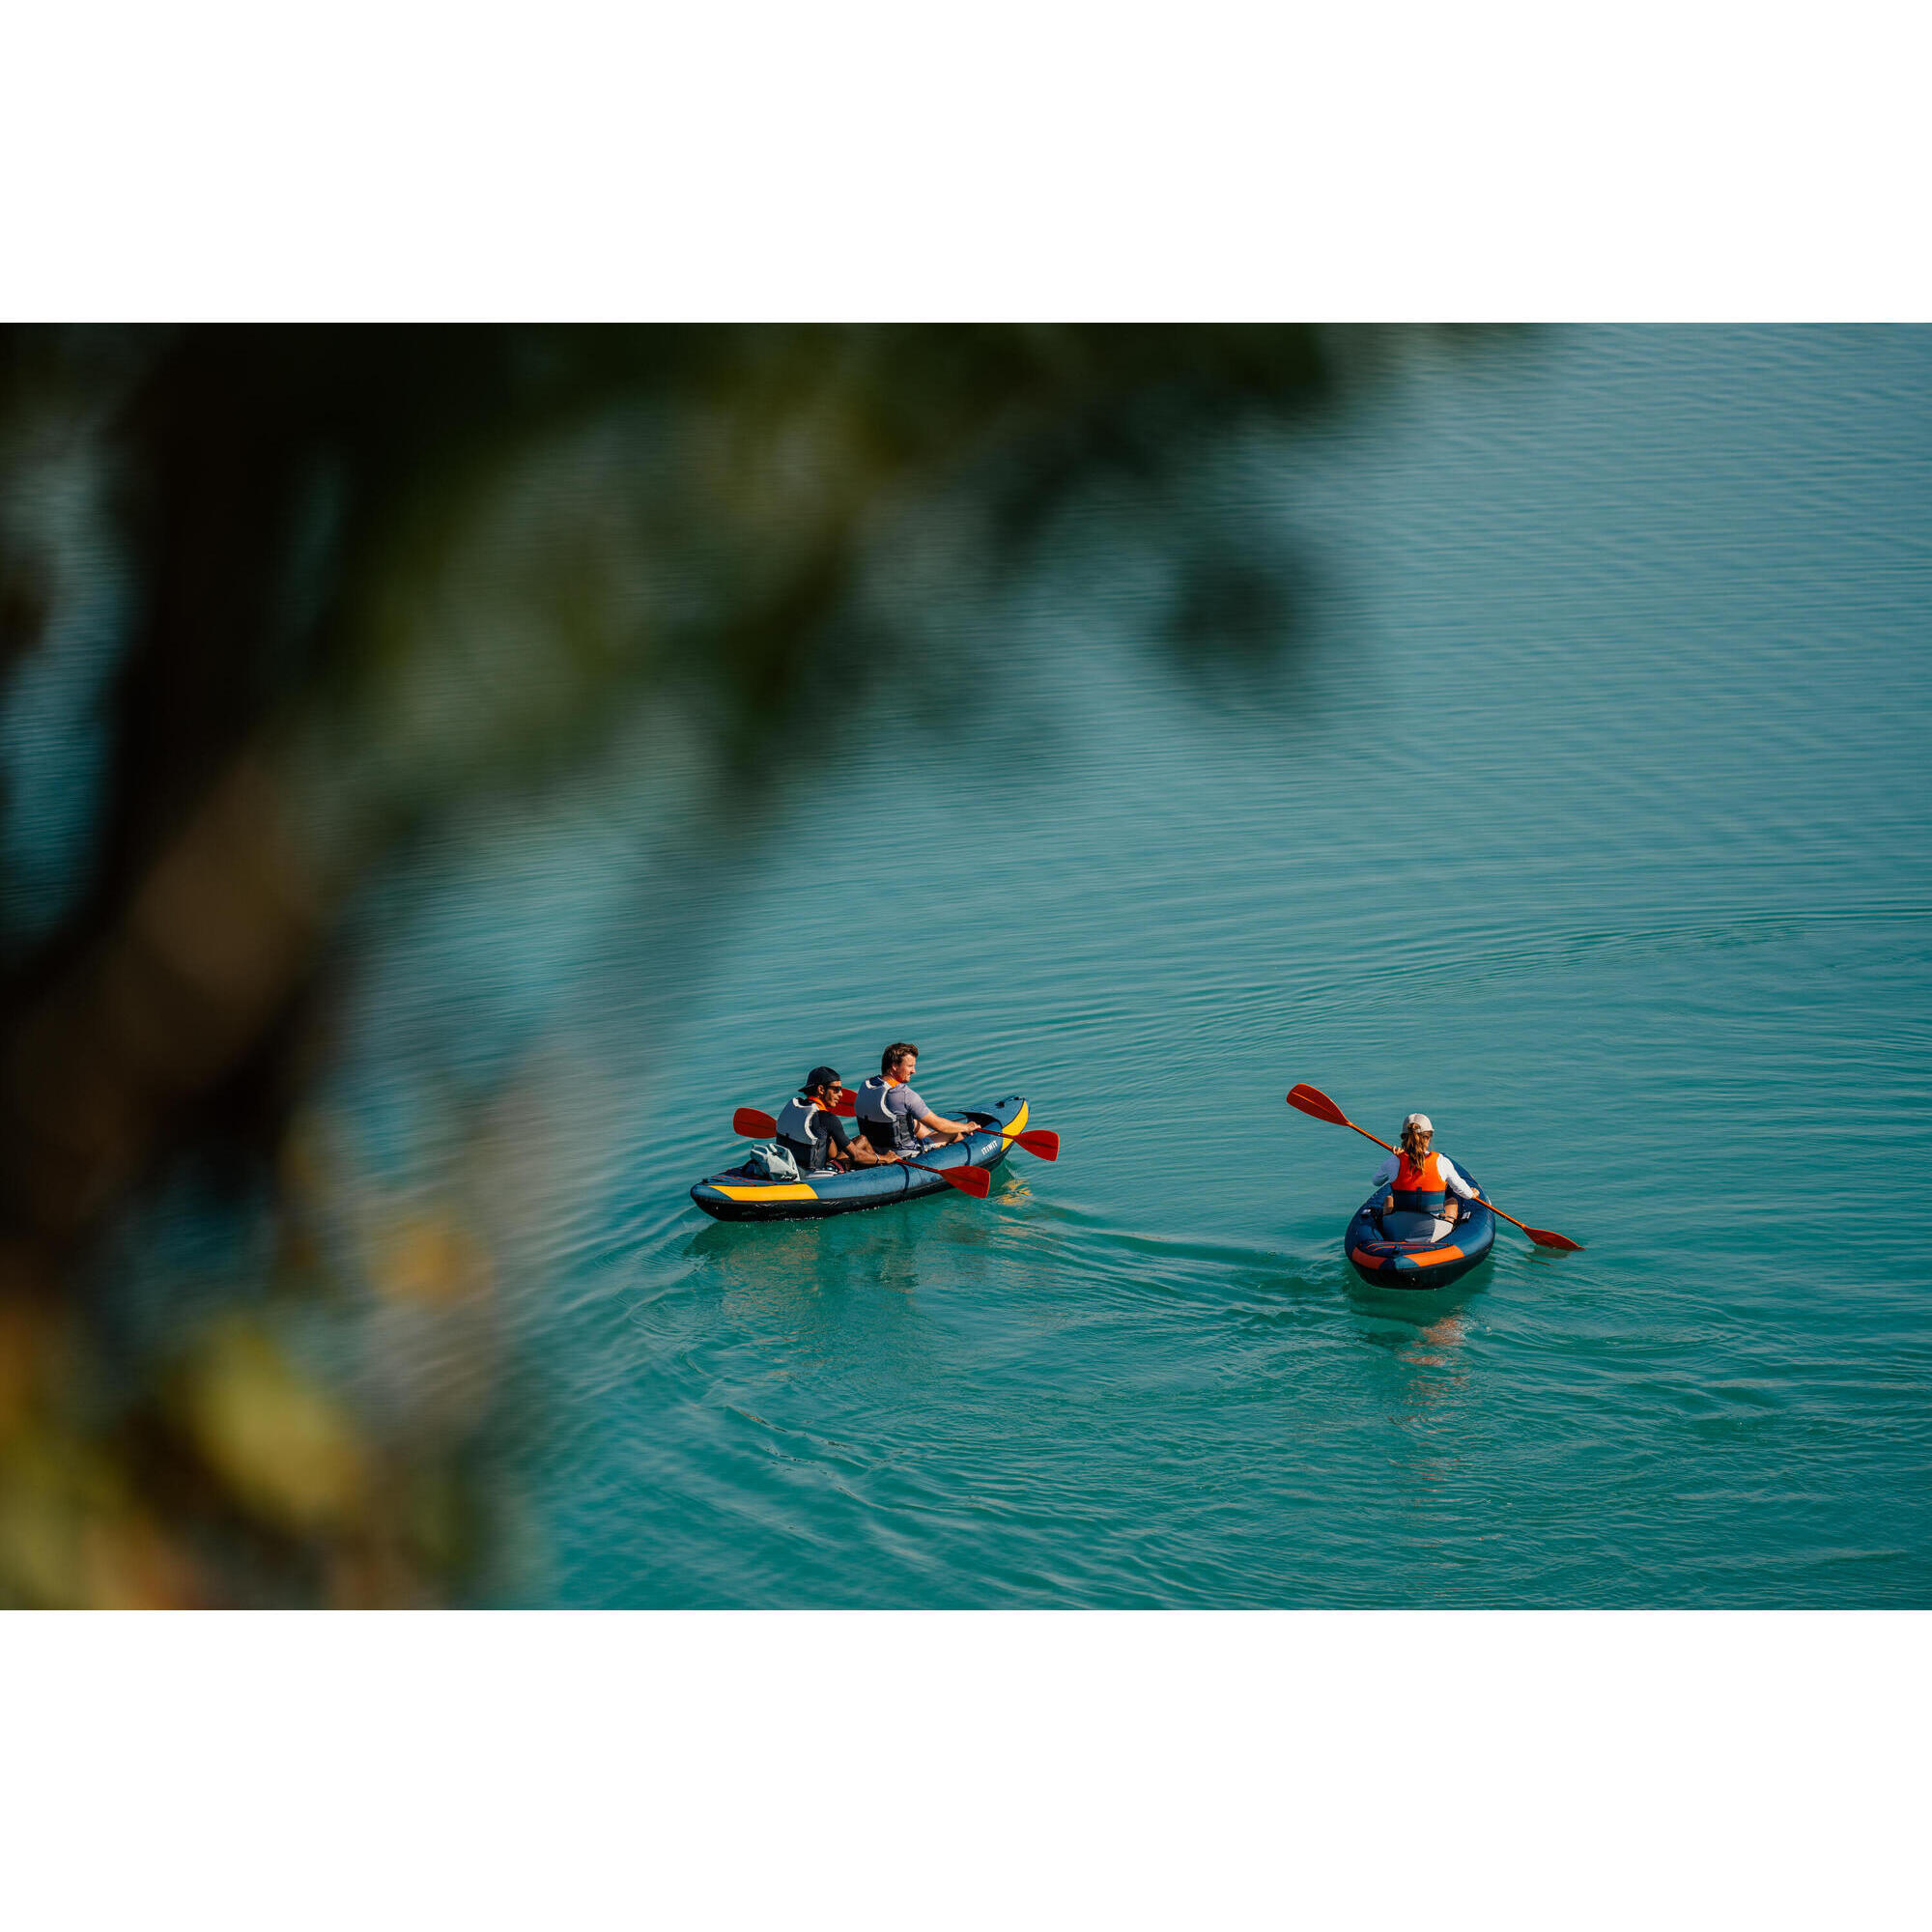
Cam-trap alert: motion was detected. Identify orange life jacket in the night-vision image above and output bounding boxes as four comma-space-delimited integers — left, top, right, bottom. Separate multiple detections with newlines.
1391, 1150, 1449, 1217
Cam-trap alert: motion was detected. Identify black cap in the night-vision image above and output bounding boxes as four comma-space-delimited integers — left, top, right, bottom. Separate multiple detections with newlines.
804, 1065, 841, 1094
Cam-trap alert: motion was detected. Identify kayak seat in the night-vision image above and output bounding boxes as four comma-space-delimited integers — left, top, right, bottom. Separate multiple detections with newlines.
1379, 1209, 1456, 1244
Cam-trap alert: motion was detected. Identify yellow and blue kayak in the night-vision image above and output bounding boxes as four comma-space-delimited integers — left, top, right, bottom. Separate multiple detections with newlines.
691, 1094, 1029, 1222
1345, 1171, 1496, 1290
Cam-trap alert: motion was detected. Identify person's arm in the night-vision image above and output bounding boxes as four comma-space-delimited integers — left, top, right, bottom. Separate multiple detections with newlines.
824, 1112, 885, 1167
903, 1094, 980, 1142
1435, 1156, 1477, 1221
832, 1114, 896, 1166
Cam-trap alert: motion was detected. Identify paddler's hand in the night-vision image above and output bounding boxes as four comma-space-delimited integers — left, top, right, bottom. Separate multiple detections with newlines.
1383, 1195, 1395, 1213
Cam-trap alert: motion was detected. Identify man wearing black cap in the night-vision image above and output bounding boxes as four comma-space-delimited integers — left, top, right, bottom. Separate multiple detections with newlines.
774, 1066, 899, 1176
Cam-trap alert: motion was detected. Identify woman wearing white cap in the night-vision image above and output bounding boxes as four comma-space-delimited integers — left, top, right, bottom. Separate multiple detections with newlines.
1370, 1114, 1480, 1243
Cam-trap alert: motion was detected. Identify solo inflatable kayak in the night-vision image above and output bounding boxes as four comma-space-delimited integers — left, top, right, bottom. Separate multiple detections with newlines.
1345, 1169, 1496, 1291
691, 1094, 1028, 1222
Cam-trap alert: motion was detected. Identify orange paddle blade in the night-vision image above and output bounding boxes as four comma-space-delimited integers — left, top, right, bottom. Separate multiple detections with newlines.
1522, 1224, 1583, 1252
732, 1107, 778, 1138
1011, 1128, 1060, 1160
1480, 1197, 1584, 1252
1286, 1084, 1349, 1125
933, 1161, 991, 1198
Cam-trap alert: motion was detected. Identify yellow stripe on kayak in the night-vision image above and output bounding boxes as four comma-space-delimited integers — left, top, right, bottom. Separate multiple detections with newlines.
966, 1101, 1028, 1156
706, 1183, 819, 1203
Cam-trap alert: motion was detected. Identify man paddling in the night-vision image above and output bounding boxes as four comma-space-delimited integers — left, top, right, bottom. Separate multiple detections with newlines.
1372, 1113, 1480, 1242
854, 1042, 982, 1160
774, 1066, 899, 1174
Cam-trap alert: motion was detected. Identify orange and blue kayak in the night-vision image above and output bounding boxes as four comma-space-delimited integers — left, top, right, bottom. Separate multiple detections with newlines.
691, 1094, 1028, 1222
1345, 1171, 1496, 1290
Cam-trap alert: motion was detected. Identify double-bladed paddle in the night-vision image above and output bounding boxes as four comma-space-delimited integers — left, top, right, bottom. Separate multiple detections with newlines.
728, 1108, 1059, 1201
726, 1105, 986, 1195
1286, 1083, 1582, 1252
733, 1107, 1056, 1159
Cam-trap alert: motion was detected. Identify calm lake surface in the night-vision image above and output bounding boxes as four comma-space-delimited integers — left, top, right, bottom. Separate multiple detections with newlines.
460, 327, 1932, 1605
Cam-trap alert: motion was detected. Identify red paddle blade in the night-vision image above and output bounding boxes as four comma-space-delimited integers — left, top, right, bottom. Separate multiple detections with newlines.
732, 1107, 778, 1138
829, 1092, 856, 1118
1287, 1084, 1349, 1125
1524, 1225, 1584, 1252
938, 1162, 991, 1199
1012, 1128, 1060, 1160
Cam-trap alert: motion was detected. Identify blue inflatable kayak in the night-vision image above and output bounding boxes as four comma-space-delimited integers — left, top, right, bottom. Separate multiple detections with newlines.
1345, 1169, 1496, 1290
691, 1094, 1028, 1222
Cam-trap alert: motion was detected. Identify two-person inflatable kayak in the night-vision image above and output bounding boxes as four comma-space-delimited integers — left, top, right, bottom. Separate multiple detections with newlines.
691, 1094, 1029, 1223
1345, 1169, 1496, 1290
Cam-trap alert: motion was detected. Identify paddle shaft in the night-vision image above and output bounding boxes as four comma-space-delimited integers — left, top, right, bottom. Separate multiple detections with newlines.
1327, 1112, 1532, 1236
830, 1120, 1054, 1198
896, 1151, 989, 1197
971, 1123, 1060, 1159
733, 1109, 1055, 1159
728, 1106, 997, 1197
869, 1125, 1056, 1194
1287, 1083, 1581, 1251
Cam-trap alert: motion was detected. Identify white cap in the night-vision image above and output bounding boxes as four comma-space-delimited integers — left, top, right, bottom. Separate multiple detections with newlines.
1402, 1113, 1434, 1136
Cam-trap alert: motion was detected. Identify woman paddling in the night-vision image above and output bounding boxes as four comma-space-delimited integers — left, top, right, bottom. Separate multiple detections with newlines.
1371, 1113, 1481, 1243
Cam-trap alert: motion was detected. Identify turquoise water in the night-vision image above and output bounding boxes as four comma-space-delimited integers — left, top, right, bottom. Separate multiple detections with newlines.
483, 328, 1932, 1605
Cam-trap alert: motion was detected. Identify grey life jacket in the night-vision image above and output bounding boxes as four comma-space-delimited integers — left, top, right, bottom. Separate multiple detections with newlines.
775, 1094, 834, 1173
856, 1074, 920, 1156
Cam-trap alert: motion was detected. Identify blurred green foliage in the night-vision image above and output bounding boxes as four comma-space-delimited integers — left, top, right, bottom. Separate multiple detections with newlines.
0, 324, 1384, 1605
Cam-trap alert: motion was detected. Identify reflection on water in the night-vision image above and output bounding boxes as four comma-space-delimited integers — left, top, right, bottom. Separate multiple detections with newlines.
1358, 1306, 1470, 1411
525, 328, 1932, 1608
1406, 1310, 1467, 1376
5, 327, 1932, 1605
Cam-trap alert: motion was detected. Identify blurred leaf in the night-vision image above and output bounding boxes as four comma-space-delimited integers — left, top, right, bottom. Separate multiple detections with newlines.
0, 324, 1484, 1605
173, 1319, 368, 1535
